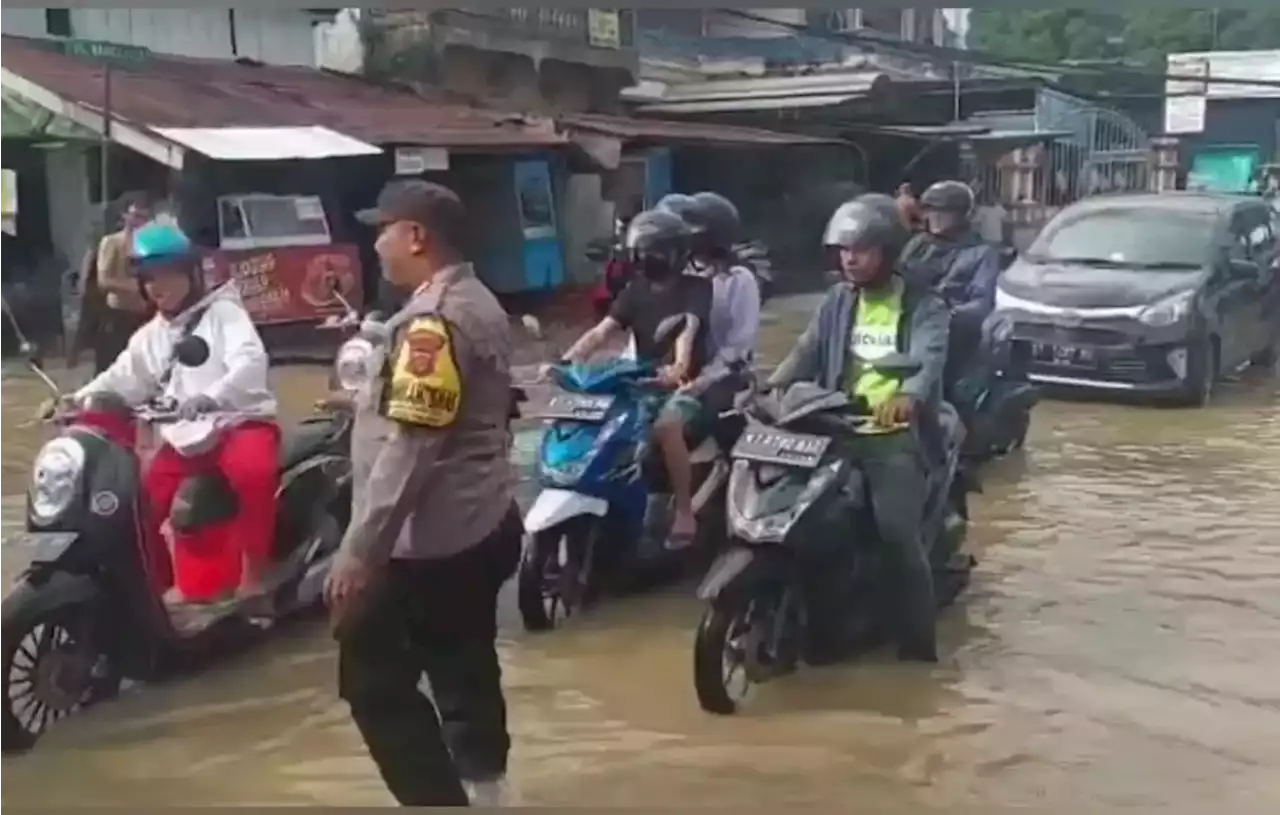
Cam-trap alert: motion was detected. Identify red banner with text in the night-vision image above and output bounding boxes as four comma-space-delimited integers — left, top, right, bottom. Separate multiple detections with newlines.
202, 244, 364, 325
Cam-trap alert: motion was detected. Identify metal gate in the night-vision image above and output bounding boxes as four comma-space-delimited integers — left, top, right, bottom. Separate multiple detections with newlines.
964, 88, 1153, 248
1035, 87, 1152, 203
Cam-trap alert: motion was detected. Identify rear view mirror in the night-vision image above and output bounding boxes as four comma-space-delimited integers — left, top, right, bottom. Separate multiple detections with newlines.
174, 335, 211, 367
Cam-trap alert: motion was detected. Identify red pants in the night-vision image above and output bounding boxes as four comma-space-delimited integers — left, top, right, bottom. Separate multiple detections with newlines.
143, 421, 281, 601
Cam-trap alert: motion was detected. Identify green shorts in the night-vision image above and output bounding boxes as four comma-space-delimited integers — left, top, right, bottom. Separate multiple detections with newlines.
657, 392, 715, 441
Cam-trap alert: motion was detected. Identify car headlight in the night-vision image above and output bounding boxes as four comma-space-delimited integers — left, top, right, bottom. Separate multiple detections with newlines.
30, 438, 85, 523
993, 285, 1029, 312
334, 336, 384, 392
1138, 291, 1194, 328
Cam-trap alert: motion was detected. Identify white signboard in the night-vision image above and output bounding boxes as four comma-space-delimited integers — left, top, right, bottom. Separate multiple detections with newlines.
1175, 50, 1280, 100
394, 147, 450, 175
1165, 95, 1207, 135
1164, 55, 1210, 135
587, 9, 621, 49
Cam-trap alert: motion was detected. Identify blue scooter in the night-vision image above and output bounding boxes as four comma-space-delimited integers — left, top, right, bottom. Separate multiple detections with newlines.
518, 330, 734, 631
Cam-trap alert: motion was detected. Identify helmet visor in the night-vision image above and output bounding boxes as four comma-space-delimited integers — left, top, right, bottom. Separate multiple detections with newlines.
823, 211, 876, 250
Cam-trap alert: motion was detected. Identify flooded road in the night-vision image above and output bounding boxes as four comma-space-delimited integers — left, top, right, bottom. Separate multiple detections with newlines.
3, 298, 1279, 812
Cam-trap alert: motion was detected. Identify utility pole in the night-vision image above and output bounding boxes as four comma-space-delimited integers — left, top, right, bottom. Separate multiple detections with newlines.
100, 61, 113, 206
952, 60, 961, 122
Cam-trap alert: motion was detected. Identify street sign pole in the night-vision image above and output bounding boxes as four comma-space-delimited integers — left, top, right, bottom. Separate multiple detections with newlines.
58, 39, 151, 207
100, 60, 112, 206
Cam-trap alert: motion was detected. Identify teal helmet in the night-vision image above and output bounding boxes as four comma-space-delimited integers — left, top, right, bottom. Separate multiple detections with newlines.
130, 221, 196, 274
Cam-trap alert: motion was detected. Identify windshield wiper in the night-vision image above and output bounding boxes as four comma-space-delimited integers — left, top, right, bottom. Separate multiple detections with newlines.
1030, 256, 1199, 270
1121, 261, 1202, 271
1033, 256, 1127, 268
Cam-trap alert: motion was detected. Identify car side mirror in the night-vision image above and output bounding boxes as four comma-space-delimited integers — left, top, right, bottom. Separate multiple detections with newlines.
174, 335, 211, 367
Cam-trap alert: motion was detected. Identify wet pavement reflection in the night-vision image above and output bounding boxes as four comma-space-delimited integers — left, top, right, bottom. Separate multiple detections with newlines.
2, 297, 1279, 812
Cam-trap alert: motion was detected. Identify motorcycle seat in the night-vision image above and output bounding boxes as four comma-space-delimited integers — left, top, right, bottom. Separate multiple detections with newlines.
279, 420, 335, 470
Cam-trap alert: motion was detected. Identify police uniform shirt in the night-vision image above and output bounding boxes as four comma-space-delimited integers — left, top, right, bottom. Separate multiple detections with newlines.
341, 263, 515, 565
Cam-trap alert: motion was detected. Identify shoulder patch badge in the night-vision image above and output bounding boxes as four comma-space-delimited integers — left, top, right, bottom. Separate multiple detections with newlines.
382, 316, 462, 428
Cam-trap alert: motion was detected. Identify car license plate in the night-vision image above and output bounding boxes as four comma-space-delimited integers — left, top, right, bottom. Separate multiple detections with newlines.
731, 429, 831, 469
1037, 343, 1096, 366
540, 393, 616, 422
6, 532, 78, 563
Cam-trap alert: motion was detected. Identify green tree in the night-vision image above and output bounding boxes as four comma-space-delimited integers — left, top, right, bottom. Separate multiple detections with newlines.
969, 9, 1280, 68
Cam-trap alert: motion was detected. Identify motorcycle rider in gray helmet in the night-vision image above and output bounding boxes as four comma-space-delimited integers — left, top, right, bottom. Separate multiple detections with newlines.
769, 193, 951, 663
556, 208, 714, 550
658, 191, 761, 419
901, 180, 1002, 411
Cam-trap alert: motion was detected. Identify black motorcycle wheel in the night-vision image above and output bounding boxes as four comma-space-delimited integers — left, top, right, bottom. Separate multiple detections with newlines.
694, 595, 769, 716
517, 519, 596, 633
2, 604, 118, 753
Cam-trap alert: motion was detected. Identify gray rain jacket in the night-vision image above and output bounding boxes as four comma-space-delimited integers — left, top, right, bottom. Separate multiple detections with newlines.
767, 275, 950, 412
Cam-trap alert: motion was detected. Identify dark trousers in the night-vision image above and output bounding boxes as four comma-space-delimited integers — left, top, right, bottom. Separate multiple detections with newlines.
810, 432, 937, 661
337, 506, 523, 806
943, 317, 985, 414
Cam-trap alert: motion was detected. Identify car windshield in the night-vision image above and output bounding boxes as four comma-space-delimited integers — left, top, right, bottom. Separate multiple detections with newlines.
1026, 206, 1214, 270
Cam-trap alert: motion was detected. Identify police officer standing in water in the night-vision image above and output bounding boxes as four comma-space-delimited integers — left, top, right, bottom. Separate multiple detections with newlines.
325, 180, 523, 807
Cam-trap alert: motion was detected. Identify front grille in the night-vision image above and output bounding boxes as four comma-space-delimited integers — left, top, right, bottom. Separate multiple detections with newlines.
1100, 349, 1154, 383
1014, 324, 1131, 347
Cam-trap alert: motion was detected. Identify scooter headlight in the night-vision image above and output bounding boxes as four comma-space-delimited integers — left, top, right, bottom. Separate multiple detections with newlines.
540, 412, 628, 486
334, 336, 382, 392
728, 459, 842, 543
30, 438, 85, 524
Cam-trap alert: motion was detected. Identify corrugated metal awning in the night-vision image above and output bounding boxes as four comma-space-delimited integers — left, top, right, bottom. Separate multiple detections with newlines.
0, 34, 567, 168
639, 93, 866, 115
558, 112, 840, 146
633, 70, 888, 116
839, 121, 1073, 149
151, 126, 382, 161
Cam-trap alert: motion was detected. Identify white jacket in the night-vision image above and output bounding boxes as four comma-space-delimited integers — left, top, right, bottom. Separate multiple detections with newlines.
78, 283, 277, 419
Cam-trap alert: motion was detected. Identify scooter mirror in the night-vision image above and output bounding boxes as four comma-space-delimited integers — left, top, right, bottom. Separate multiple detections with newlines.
19, 340, 39, 363
174, 335, 211, 367
521, 314, 544, 340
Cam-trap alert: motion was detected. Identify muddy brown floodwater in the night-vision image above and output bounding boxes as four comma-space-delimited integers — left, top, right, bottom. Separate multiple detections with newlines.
2, 296, 1279, 812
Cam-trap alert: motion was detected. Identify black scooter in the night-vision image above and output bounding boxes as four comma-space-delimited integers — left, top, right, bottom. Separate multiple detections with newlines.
953, 314, 1039, 463
692, 360, 975, 715
1, 337, 353, 753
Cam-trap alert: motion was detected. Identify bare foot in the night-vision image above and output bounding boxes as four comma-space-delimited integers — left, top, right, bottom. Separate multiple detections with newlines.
665, 511, 697, 551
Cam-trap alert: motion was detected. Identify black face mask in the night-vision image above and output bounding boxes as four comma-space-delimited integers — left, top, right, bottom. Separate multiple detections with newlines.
638, 253, 677, 282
